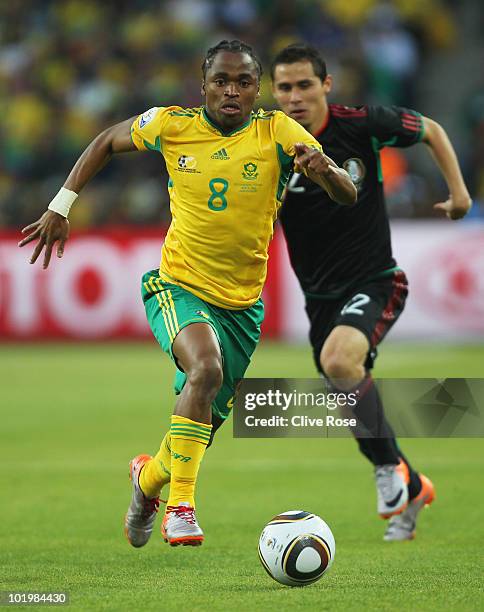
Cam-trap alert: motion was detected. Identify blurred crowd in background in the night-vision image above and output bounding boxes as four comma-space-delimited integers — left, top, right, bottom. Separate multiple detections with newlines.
1, 0, 483, 229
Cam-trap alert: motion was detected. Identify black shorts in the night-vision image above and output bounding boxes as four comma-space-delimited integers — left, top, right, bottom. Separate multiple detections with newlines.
305, 270, 408, 373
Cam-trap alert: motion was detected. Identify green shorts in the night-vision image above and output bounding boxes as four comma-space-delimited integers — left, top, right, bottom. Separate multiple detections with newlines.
142, 269, 264, 421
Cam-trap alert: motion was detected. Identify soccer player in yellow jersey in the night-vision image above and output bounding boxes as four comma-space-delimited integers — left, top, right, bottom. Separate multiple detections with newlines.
19, 40, 356, 548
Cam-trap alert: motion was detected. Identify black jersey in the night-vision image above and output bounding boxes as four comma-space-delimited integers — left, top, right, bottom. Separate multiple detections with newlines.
280, 104, 424, 297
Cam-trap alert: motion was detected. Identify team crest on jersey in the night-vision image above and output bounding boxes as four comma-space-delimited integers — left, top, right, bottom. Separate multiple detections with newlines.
343, 158, 366, 190
242, 162, 258, 180
177, 155, 200, 173
139, 107, 158, 128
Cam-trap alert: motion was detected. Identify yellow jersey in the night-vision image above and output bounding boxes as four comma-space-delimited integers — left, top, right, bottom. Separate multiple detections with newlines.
131, 105, 322, 309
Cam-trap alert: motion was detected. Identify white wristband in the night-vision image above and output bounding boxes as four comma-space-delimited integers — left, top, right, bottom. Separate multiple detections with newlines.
48, 187, 78, 218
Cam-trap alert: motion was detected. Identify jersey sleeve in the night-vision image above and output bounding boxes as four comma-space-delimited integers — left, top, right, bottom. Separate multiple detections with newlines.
367, 105, 425, 148
130, 106, 167, 153
272, 111, 323, 183
273, 111, 323, 157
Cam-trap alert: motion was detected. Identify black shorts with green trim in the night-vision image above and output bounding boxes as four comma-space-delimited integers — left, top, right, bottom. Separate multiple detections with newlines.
304, 270, 408, 373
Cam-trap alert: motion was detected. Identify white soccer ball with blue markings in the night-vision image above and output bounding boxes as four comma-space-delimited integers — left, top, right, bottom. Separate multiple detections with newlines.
258, 510, 335, 586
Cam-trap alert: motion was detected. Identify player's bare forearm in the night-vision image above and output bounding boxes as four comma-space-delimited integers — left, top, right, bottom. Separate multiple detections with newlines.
307, 163, 357, 207
294, 143, 357, 206
18, 117, 137, 268
64, 118, 137, 193
422, 117, 472, 220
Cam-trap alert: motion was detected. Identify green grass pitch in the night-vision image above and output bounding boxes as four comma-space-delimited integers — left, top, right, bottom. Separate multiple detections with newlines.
1, 341, 483, 611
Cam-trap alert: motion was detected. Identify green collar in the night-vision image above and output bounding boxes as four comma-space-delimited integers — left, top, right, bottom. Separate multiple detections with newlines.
202, 107, 252, 136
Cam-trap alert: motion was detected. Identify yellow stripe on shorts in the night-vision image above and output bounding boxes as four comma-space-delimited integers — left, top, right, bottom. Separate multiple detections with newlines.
148, 276, 159, 295
154, 279, 180, 335
148, 277, 175, 341
160, 289, 179, 338
155, 292, 175, 342
148, 275, 180, 344
166, 290, 180, 332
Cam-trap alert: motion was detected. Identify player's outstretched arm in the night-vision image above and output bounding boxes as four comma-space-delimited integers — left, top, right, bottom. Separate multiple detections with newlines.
421, 117, 472, 220
294, 143, 357, 206
18, 118, 137, 269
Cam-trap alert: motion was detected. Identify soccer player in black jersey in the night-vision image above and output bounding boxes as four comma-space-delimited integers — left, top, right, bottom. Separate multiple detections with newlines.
271, 44, 472, 541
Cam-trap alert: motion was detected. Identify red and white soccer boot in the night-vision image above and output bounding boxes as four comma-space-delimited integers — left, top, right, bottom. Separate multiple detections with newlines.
124, 454, 160, 548
161, 502, 204, 546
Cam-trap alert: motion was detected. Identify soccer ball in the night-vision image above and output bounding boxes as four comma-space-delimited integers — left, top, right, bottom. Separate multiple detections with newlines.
258, 510, 335, 587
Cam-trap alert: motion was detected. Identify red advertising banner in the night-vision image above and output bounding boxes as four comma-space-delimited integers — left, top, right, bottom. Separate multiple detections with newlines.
0, 228, 282, 340
2, 222, 483, 341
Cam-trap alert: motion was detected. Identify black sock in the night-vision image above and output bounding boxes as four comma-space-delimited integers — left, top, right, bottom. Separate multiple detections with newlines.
348, 378, 422, 499
328, 375, 423, 495
343, 375, 400, 465
392, 444, 422, 500
356, 438, 375, 463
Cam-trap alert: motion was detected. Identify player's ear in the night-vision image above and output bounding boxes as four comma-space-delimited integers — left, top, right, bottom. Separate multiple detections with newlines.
201, 81, 206, 96
323, 75, 333, 95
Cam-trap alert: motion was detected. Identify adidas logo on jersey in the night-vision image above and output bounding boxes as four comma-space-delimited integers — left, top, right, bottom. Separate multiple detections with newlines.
211, 148, 230, 160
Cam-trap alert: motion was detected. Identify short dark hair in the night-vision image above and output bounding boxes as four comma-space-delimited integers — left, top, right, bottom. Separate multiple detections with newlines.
202, 39, 263, 81
270, 44, 327, 82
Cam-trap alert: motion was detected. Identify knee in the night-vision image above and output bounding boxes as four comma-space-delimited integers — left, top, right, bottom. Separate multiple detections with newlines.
186, 356, 223, 396
321, 347, 364, 383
